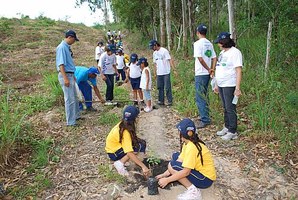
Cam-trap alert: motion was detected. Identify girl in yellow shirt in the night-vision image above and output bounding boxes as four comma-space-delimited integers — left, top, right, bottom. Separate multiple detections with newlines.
105, 105, 149, 177
156, 118, 216, 200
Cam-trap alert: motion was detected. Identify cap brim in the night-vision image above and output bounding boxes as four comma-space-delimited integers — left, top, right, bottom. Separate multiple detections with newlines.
75, 38, 79, 41
214, 38, 220, 43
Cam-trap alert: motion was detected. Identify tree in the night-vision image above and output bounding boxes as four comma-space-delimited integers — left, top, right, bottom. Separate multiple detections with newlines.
165, 0, 172, 50
227, 0, 236, 40
181, 0, 188, 56
159, 0, 165, 45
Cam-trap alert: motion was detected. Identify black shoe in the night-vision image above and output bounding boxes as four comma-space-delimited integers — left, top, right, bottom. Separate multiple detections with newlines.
167, 102, 173, 106
197, 121, 210, 129
140, 100, 146, 107
86, 107, 97, 112
133, 100, 138, 106
157, 101, 165, 105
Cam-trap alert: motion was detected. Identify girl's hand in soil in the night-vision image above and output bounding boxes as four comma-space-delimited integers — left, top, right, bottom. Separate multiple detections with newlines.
158, 177, 169, 188
156, 170, 170, 180
142, 166, 150, 177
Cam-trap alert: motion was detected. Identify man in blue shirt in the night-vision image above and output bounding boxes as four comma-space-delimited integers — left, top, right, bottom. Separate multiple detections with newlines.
56, 30, 80, 126
75, 66, 105, 111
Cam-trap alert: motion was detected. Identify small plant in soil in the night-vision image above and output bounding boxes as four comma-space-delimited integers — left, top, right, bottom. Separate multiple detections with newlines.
146, 156, 161, 168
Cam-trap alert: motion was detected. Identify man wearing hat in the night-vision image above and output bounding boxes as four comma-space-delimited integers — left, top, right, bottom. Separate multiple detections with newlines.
149, 40, 174, 106
193, 24, 217, 128
56, 29, 80, 126
75, 66, 105, 111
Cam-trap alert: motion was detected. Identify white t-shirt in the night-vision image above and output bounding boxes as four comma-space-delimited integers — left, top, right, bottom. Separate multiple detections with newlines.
153, 47, 171, 75
95, 46, 104, 60
193, 38, 216, 76
99, 52, 116, 75
140, 67, 152, 90
116, 55, 125, 69
129, 63, 141, 78
215, 47, 243, 87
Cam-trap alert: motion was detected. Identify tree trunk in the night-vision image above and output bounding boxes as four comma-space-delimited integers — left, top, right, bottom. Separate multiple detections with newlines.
182, 0, 187, 56
265, 21, 272, 79
103, 0, 109, 26
216, 0, 219, 28
188, 0, 194, 43
165, 0, 172, 51
208, 0, 212, 37
227, 0, 236, 42
152, 8, 158, 39
159, 0, 165, 46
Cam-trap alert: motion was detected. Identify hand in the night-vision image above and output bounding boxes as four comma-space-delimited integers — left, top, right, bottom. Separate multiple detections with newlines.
234, 89, 242, 97
209, 69, 214, 78
142, 166, 150, 178
64, 77, 70, 87
124, 78, 129, 83
101, 75, 107, 81
214, 85, 219, 94
158, 177, 169, 188
155, 174, 165, 180
100, 98, 106, 104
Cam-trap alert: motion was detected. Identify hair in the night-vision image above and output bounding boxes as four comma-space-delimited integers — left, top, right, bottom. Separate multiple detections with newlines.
180, 132, 206, 166
219, 38, 235, 48
119, 119, 140, 148
155, 42, 161, 47
198, 30, 207, 35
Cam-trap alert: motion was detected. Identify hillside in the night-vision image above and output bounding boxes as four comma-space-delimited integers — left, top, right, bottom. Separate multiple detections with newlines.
0, 17, 297, 199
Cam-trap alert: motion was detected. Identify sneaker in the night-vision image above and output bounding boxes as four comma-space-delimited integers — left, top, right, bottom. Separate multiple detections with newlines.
86, 107, 97, 112
177, 185, 202, 200
167, 102, 173, 106
113, 160, 129, 176
140, 100, 146, 107
157, 101, 165, 106
105, 101, 113, 106
221, 132, 238, 140
133, 100, 138, 106
144, 106, 152, 113
216, 127, 228, 136
197, 121, 210, 129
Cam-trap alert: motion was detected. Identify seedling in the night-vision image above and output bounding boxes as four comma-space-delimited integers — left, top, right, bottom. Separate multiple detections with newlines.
146, 156, 161, 168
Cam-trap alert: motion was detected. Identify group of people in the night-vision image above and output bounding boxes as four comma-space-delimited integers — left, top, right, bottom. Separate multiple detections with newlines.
56, 23, 243, 199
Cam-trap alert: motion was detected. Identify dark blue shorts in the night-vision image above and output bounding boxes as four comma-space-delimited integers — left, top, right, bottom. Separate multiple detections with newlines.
107, 140, 146, 161
130, 77, 141, 90
170, 152, 213, 189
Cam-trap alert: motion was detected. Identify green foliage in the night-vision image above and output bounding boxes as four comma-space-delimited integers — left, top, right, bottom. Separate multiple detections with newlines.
35, 15, 56, 27
114, 86, 129, 100
99, 112, 120, 126
146, 156, 161, 167
43, 73, 63, 104
10, 172, 52, 199
98, 164, 126, 184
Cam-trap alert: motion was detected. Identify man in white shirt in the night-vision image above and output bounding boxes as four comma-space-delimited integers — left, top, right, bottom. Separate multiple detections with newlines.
95, 41, 104, 64
149, 40, 174, 106
193, 24, 217, 128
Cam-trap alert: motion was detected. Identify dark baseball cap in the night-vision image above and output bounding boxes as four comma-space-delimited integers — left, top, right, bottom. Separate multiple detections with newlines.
176, 118, 196, 139
88, 67, 100, 75
197, 24, 207, 34
65, 30, 79, 41
130, 53, 138, 63
149, 40, 157, 49
214, 32, 231, 43
137, 57, 148, 65
123, 105, 140, 122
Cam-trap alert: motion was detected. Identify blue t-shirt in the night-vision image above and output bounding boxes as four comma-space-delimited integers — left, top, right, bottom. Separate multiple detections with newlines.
75, 66, 97, 86
56, 40, 75, 72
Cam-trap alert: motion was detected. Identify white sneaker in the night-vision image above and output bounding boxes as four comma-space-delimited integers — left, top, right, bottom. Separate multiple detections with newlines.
221, 132, 238, 140
216, 127, 228, 136
144, 106, 152, 113
177, 185, 202, 200
113, 160, 129, 176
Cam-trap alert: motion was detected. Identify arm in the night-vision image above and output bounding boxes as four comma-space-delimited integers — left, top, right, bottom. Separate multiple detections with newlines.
126, 152, 150, 176
234, 67, 242, 96
124, 68, 130, 83
59, 65, 70, 87
210, 57, 217, 78
198, 57, 212, 74
158, 168, 191, 188
93, 85, 105, 103
153, 63, 157, 78
145, 69, 149, 90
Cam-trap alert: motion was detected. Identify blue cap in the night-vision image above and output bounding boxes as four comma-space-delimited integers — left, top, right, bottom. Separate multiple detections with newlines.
130, 53, 138, 63
214, 32, 231, 43
107, 44, 116, 53
88, 67, 99, 75
123, 105, 140, 121
65, 30, 79, 41
197, 24, 207, 34
137, 57, 148, 65
176, 118, 196, 139
149, 40, 157, 49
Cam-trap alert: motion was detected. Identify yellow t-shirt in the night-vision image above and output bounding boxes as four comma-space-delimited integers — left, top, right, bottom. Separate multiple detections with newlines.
179, 142, 216, 181
105, 123, 134, 153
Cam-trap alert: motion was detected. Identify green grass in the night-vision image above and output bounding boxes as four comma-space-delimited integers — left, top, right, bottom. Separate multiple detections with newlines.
98, 164, 126, 184
99, 112, 121, 126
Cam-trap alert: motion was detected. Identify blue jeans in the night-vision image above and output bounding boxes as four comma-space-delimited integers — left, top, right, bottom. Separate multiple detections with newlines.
170, 152, 213, 189
78, 81, 92, 110
104, 74, 115, 101
195, 75, 211, 124
157, 73, 173, 104
116, 69, 126, 81
218, 87, 237, 133
58, 73, 80, 126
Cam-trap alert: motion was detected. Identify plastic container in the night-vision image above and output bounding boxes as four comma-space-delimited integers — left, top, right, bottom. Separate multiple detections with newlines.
148, 177, 159, 195
232, 95, 239, 105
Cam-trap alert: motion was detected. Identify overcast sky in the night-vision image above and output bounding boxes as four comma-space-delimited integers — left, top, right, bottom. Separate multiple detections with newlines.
0, 0, 112, 26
